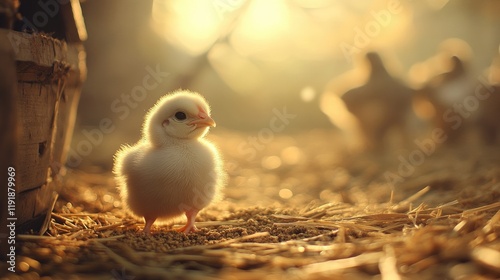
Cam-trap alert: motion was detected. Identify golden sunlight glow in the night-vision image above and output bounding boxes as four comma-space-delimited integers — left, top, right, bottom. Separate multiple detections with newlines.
293, 0, 336, 9
320, 92, 358, 133
300, 86, 316, 102
208, 42, 265, 94
152, 0, 411, 61
151, 0, 414, 106
320, 89, 363, 150
230, 0, 291, 60
152, 0, 223, 55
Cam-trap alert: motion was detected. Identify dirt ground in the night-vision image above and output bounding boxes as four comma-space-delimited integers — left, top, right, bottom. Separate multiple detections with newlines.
2, 129, 500, 280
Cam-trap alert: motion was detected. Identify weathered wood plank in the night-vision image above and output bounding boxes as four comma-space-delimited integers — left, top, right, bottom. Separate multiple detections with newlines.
16, 183, 56, 233
0, 26, 18, 261
16, 82, 56, 193
0, 29, 85, 234
53, 86, 81, 166
1, 30, 68, 69
16, 188, 37, 226
16, 142, 50, 193
17, 83, 56, 144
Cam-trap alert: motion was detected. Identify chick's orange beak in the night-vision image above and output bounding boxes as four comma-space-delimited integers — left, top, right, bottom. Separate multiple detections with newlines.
189, 112, 216, 128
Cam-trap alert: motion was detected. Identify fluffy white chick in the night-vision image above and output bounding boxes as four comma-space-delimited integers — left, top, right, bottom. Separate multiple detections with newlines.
113, 90, 225, 234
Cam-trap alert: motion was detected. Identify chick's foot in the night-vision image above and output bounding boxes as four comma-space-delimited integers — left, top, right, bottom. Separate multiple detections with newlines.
176, 209, 199, 234
143, 217, 157, 235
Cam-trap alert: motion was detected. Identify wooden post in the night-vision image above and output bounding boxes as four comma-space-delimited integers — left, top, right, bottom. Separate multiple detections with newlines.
0, 29, 18, 261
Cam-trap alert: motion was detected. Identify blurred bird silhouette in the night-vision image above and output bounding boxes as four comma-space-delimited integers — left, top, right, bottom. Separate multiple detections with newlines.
476, 54, 500, 145
414, 55, 476, 143
340, 52, 413, 151
476, 85, 500, 144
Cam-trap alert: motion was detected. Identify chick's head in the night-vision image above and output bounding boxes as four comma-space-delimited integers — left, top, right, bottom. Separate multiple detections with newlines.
144, 90, 216, 146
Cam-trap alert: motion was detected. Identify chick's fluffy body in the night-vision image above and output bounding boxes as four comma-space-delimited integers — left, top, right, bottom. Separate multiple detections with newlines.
113, 91, 224, 227
116, 139, 222, 221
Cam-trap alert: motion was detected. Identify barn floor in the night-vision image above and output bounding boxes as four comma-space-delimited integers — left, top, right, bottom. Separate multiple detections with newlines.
3, 129, 500, 280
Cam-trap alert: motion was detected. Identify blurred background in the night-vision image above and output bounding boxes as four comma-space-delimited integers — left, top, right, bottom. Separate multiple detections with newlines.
71, 0, 500, 170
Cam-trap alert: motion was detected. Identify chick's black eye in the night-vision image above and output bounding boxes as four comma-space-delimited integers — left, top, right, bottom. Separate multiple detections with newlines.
174, 111, 187, 121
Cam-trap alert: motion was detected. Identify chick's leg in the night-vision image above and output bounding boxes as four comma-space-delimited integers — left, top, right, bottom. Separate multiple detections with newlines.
143, 217, 156, 235
177, 209, 199, 234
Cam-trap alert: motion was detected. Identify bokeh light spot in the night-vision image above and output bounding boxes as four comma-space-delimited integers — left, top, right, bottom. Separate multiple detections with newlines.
279, 188, 293, 199
281, 146, 303, 165
262, 156, 282, 170
300, 86, 316, 102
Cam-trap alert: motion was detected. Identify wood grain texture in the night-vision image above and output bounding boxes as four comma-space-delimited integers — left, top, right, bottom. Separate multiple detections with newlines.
0, 29, 85, 232
0, 26, 18, 260
16, 82, 56, 193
